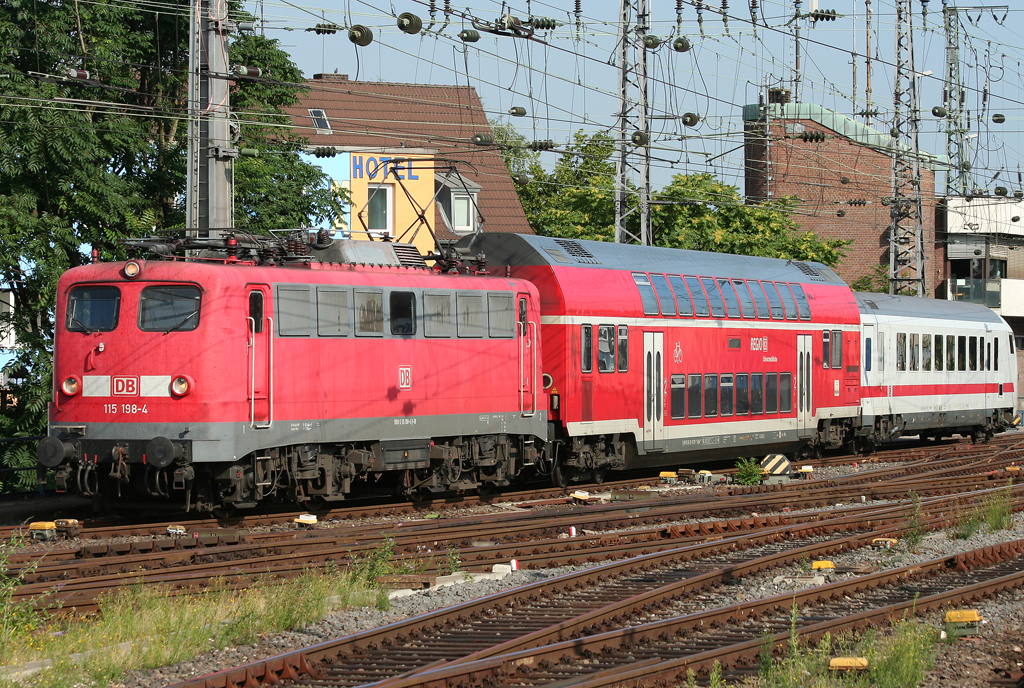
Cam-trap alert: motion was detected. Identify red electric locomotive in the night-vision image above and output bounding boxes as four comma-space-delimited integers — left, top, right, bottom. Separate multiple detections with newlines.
38, 233, 546, 511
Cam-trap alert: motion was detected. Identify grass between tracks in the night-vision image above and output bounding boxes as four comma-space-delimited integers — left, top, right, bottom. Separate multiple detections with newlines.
0, 537, 409, 688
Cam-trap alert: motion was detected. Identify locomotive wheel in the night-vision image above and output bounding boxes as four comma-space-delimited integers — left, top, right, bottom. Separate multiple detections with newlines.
551, 459, 569, 488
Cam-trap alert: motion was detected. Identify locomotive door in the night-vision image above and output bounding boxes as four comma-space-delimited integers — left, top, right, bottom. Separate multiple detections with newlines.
643, 332, 665, 451
518, 295, 537, 416
247, 286, 273, 429
796, 334, 813, 436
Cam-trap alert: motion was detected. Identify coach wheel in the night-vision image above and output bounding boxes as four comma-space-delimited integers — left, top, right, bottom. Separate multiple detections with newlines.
551, 459, 569, 488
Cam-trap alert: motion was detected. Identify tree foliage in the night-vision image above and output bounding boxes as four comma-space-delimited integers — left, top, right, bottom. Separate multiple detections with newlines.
497, 126, 846, 267
0, 1, 339, 488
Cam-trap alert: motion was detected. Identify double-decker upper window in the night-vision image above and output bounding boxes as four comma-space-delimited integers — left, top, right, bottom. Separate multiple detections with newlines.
139, 286, 202, 332
66, 286, 121, 332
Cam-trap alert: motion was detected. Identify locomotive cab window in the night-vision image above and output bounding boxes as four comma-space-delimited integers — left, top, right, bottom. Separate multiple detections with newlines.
139, 285, 201, 333
390, 291, 417, 336
67, 285, 121, 333
597, 325, 615, 372
355, 290, 384, 336
249, 291, 264, 333
632, 273, 660, 315
487, 293, 515, 337
424, 292, 452, 337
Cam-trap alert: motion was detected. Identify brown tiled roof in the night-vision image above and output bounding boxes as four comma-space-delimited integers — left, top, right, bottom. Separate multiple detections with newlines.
284, 75, 532, 238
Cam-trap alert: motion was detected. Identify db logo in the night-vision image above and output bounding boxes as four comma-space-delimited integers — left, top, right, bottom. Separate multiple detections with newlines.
112, 376, 139, 396
398, 366, 412, 390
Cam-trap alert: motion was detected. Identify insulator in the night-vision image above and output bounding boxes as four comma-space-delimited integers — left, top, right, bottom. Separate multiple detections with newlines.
317, 229, 331, 246
65, 68, 90, 80
444, 0, 451, 15
239, 148, 259, 157
514, 173, 530, 184
286, 239, 308, 256
1016, 191, 1024, 199
472, 133, 495, 145
840, 176, 850, 184
931, 105, 947, 117
532, 17, 557, 30
962, 162, 972, 171
428, 0, 436, 16
459, 29, 480, 42
672, 36, 691, 52
681, 112, 700, 127
836, 210, 846, 217
312, 23, 339, 34
237, 21, 257, 32
995, 186, 1008, 196
631, 131, 650, 146
1013, 214, 1021, 221
233, 66, 262, 77
641, 35, 661, 49
890, 127, 901, 138
676, 0, 683, 10
529, 139, 555, 151
576, 0, 582, 16
508, 106, 527, 117
398, 12, 423, 34
993, 113, 1006, 124
348, 25, 373, 46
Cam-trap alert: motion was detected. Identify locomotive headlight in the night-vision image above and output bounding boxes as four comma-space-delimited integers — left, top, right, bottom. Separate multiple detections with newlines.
61, 376, 80, 396
123, 261, 142, 279
171, 375, 193, 397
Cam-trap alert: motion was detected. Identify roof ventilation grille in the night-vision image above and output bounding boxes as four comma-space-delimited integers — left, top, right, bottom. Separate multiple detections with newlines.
553, 239, 601, 264
792, 261, 826, 281
864, 300, 879, 310
391, 244, 429, 269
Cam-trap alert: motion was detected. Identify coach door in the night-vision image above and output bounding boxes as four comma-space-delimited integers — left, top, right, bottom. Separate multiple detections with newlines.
797, 334, 813, 436
518, 295, 537, 416
247, 286, 273, 429
643, 332, 665, 451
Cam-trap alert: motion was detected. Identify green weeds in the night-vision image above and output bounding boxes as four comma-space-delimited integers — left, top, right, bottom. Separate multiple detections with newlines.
734, 457, 764, 486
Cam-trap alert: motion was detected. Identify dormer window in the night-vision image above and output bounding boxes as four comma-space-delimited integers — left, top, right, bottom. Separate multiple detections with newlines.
436, 171, 481, 235
308, 109, 331, 134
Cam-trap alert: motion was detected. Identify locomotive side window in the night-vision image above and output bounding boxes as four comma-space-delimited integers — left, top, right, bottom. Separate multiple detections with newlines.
878, 331, 885, 370
390, 291, 417, 336
1011, 334, 1016, 354
650, 274, 677, 315
822, 331, 831, 369
597, 325, 615, 372
667, 276, 693, 316
732, 280, 756, 319
909, 333, 919, 371
717, 278, 741, 317
487, 293, 515, 337
922, 335, 932, 371
761, 282, 785, 319
789, 284, 812, 320
355, 290, 384, 336
748, 282, 770, 320
968, 337, 977, 371
700, 277, 726, 317
456, 293, 485, 337
617, 325, 629, 372
277, 286, 311, 336
704, 374, 718, 417
518, 297, 527, 332
765, 373, 778, 413
947, 335, 956, 371
957, 336, 967, 371
581, 325, 593, 373
995, 337, 999, 371
864, 337, 871, 372
423, 293, 452, 337
67, 286, 121, 333
896, 333, 907, 371
316, 288, 349, 336
750, 374, 764, 414
831, 329, 842, 369
687, 374, 702, 418
779, 372, 792, 413
720, 374, 734, 416
249, 291, 263, 333
934, 334, 943, 371
735, 374, 749, 414
670, 374, 686, 419
684, 277, 710, 317
632, 273, 660, 315
776, 283, 798, 320
986, 341, 992, 371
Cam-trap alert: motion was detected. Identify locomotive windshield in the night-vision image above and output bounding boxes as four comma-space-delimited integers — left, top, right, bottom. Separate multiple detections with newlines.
138, 286, 202, 333
66, 286, 121, 332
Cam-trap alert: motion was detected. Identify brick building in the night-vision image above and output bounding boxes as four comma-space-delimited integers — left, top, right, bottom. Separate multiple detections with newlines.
744, 101, 944, 294
284, 75, 532, 255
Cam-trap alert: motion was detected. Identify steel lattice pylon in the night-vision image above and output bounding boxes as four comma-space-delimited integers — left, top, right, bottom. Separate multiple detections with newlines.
613, 0, 651, 246
888, 0, 925, 296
